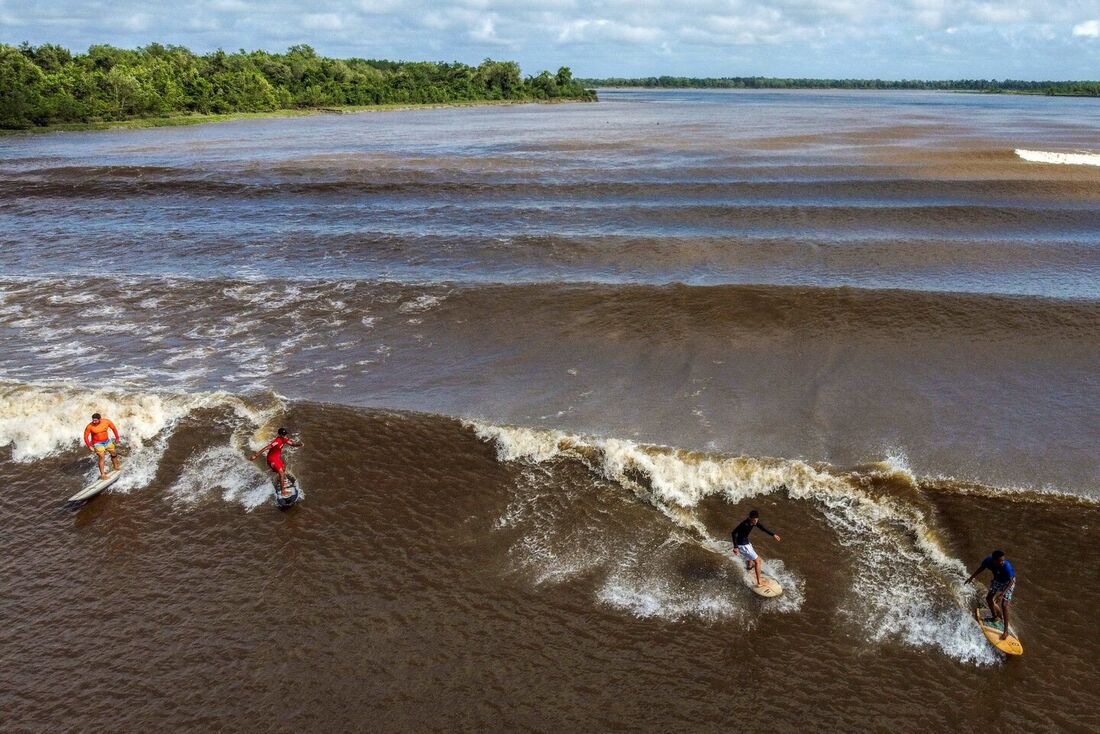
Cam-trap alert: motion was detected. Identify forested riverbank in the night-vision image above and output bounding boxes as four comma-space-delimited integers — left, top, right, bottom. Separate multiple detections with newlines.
0, 43, 596, 130
580, 75, 1100, 96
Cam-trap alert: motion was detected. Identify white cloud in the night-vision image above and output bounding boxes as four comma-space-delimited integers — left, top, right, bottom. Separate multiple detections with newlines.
906, 0, 952, 30
207, 0, 249, 12
301, 13, 344, 31
469, 16, 507, 44
358, 0, 406, 14
420, 11, 449, 31
7, 0, 1100, 79
970, 3, 1030, 24
186, 17, 222, 32
675, 10, 807, 46
557, 18, 661, 44
1073, 19, 1100, 37
121, 12, 151, 31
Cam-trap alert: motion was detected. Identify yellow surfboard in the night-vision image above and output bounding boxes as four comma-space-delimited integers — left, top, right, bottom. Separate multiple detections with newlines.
975, 608, 1023, 656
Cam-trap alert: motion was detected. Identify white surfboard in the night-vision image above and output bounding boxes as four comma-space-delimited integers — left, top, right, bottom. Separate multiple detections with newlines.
272, 473, 303, 508
69, 469, 124, 503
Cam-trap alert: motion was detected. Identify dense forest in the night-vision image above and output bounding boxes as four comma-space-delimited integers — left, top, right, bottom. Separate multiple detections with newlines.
0, 43, 596, 129
579, 76, 1100, 96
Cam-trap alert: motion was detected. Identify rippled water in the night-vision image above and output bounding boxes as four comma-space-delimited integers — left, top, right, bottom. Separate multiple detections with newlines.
2, 90, 1099, 732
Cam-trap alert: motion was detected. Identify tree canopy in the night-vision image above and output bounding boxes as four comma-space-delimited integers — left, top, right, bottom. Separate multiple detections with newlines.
0, 43, 596, 129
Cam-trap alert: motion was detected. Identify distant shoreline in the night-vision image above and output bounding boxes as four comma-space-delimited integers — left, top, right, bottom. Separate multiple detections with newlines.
590, 86, 1100, 99
591, 85, 1099, 98
0, 98, 586, 137
580, 78, 1100, 97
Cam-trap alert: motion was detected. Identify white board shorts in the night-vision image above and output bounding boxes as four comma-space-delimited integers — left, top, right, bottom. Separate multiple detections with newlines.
736, 543, 758, 562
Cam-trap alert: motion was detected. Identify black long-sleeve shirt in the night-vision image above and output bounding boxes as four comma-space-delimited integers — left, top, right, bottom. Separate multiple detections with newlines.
732, 519, 775, 546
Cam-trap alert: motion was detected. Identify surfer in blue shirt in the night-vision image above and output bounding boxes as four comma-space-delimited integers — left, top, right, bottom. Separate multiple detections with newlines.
965, 550, 1016, 640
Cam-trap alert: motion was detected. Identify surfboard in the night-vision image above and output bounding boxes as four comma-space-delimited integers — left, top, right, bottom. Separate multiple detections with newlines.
975, 607, 1023, 656
272, 474, 302, 509
744, 569, 783, 598
68, 468, 123, 503
700, 539, 784, 597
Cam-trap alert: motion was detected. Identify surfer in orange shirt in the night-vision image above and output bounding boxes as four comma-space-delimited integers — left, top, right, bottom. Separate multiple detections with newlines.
83, 412, 121, 480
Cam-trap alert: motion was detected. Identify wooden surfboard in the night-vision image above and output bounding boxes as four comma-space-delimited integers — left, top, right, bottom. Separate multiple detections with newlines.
975, 608, 1023, 656
698, 538, 784, 598
744, 570, 783, 598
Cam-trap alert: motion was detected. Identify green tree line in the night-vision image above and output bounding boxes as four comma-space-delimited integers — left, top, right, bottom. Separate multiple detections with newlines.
578, 75, 1100, 96
0, 42, 596, 129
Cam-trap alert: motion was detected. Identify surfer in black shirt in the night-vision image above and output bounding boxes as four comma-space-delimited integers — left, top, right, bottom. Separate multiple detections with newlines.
732, 510, 781, 588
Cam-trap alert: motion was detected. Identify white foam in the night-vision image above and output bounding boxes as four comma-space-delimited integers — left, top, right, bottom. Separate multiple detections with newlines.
1015, 148, 1100, 166
168, 445, 273, 510
74, 322, 137, 335
874, 448, 916, 480
597, 575, 741, 621
473, 423, 568, 463
853, 587, 999, 666
471, 421, 981, 661
164, 346, 214, 366
0, 382, 283, 503
47, 292, 97, 305
0, 383, 189, 462
397, 294, 445, 314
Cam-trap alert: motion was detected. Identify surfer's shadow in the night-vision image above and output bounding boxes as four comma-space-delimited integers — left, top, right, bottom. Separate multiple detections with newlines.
674, 553, 733, 583
58, 454, 98, 478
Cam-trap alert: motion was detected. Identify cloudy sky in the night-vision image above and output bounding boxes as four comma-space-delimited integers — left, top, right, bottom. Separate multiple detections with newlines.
2, 0, 1099, 80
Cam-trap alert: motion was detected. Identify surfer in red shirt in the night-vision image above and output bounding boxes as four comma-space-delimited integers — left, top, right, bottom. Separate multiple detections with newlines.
83, 412, 121, 480
250, 427, 303, 497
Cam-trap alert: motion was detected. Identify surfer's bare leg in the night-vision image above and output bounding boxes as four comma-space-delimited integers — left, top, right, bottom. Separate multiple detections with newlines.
277, 468, 290, 497
108, 446, 120, 472
95, 449, 108, 479
986, 590, 999, 621
998, 598, 1011, 640
753, 557, 762, 587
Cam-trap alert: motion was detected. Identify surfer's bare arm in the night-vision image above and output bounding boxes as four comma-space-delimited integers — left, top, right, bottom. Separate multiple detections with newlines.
964, 566, 983, 584
289, 439, 304, 447
249, 440, 275, 461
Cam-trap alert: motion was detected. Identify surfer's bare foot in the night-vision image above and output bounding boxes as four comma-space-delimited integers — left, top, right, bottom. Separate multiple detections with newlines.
1000, 632, 1008, 640
99, 474, 109, 480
